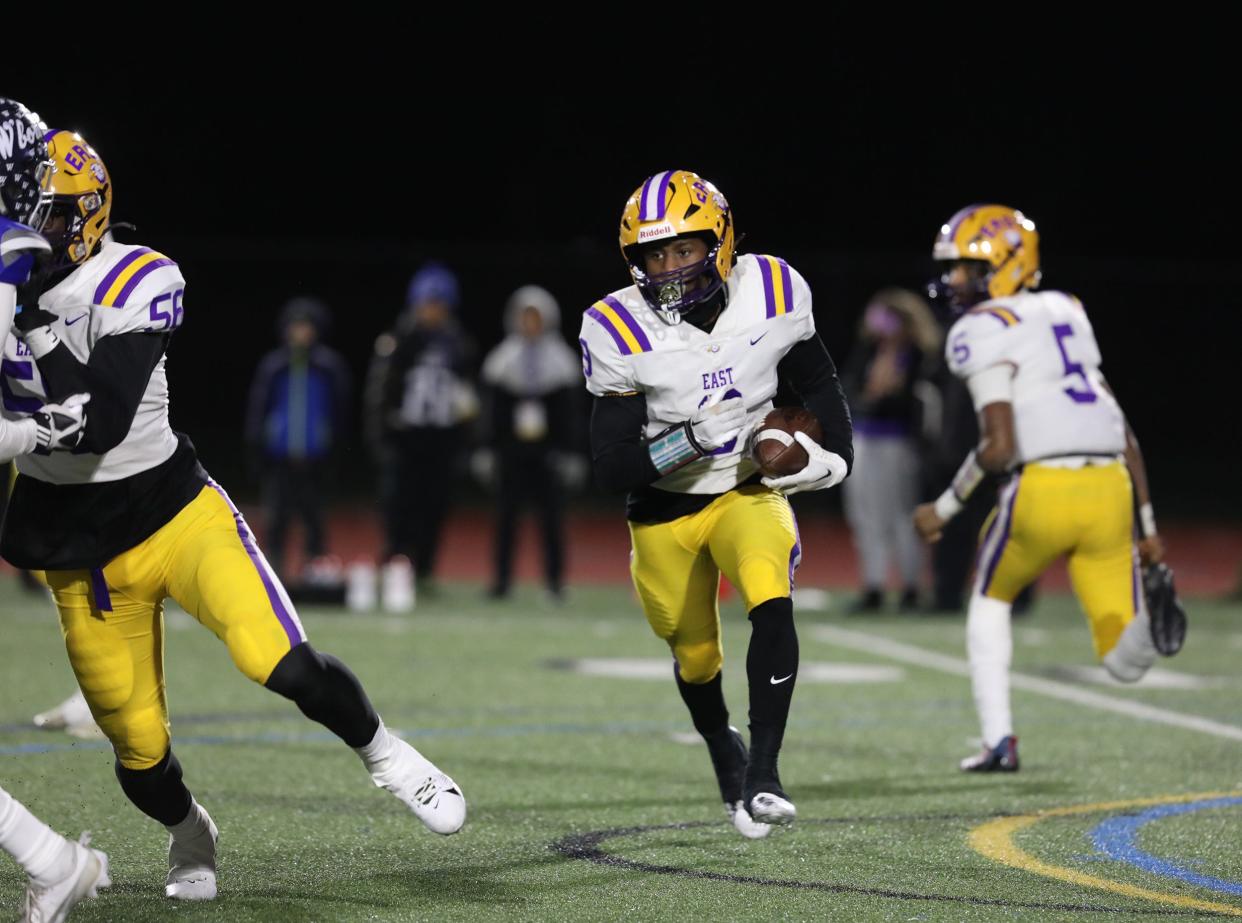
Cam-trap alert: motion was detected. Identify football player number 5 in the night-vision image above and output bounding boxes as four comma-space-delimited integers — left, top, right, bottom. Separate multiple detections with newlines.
1051, 323, 1097, 404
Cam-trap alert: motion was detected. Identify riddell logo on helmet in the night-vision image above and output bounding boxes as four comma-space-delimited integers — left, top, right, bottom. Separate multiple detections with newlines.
638, 223, 677, 242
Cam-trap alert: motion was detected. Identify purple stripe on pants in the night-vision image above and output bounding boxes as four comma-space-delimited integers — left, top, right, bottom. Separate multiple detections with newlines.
980, 474, 1022, 595
90, 567, 113, 612
207, 480, 305, 647
787, 510, 802, 591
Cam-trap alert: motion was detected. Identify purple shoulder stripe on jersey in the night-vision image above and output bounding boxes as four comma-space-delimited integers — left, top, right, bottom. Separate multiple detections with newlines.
112, 257, 175, 308
756, 256, 777, 318
586, 306, 630, 355
778, 258, 794, 313
980, 474, 1022, 595
601, 296, 652, 352
207, 479, 306, 648
787, 510, 802, 591
89, 567, 113, 613
93, 248, 151, 304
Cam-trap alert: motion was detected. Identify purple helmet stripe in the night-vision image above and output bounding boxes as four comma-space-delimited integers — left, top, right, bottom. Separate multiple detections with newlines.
93, 248, 152, 305
601, 296, 652, 352
756, 256, 777, 318
207, 479, 306, 647
586, 306, 632, 355
112, 257, 175, 308
980, 474, 1022, 595
947, 203, 987, 241
640, 171, 673, 221
778, 258, 794, 314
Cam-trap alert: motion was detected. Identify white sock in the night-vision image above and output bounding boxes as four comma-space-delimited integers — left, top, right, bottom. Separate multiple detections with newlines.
353, 720, 396, 773
1103, 610, 1157, 682
165, 798, 212, 842
0, 786, 75, 885
966, 592, 1013, 748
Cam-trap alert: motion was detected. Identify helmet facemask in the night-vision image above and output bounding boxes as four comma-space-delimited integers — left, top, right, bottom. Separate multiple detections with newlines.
626, 232, 726, 326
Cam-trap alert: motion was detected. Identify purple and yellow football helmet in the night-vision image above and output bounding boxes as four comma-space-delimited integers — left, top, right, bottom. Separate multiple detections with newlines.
932, 204, 1040, 310
42, 129, 112, 268
619, 170, 735, 324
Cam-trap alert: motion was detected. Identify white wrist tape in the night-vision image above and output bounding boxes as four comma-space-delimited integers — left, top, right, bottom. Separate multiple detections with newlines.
1139, 502, 1157, 538
24, 326, 60, 360
934, 450, 987, 522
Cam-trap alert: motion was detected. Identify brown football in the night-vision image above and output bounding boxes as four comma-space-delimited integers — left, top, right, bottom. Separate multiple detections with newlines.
752, 407, 823, 478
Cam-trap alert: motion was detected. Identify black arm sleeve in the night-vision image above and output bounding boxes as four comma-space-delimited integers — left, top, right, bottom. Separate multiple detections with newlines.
776, 334, 855, 472
589, 393, 661, 494
34, 332, 170, 454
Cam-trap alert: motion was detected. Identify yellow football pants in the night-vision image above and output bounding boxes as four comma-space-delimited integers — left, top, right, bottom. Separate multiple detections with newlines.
628, 485, 800, 684
40, 481, 306, 769
976, 461, 1138, 656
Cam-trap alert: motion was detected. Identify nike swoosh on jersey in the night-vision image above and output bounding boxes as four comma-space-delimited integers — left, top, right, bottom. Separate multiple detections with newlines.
750, 332, 769, 346
769, 673, 793, 685
64, 313, 88, 326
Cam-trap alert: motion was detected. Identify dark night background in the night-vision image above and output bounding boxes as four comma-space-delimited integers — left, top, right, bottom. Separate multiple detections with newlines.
7, 75, 1234, 518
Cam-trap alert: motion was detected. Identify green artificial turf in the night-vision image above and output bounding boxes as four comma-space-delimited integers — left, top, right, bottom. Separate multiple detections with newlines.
2, 580, 1239, 921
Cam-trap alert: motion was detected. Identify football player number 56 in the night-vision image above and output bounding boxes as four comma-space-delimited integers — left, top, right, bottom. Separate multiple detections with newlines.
1051, 323, 1097, 404
147, 288, 185, 332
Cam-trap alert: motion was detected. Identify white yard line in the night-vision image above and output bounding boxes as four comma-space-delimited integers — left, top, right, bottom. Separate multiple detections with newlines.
812, 625, 1242, 743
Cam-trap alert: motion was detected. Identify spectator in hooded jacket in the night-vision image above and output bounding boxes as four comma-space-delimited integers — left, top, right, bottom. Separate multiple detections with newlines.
364, 262, 478, 605
477, 285, 583, 601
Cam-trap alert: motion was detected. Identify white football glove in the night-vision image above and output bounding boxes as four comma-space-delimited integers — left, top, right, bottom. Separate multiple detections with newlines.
32, 393, 90, 453
761, 431, 848, 495
689, 396, 747, 452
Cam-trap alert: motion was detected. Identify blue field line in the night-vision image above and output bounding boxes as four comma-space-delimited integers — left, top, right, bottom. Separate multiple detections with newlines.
0, 718, 685, 756
1089, 796, 1242, 896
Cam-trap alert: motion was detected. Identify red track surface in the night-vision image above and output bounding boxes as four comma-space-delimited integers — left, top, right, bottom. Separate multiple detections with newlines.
262, 507, 1240, 598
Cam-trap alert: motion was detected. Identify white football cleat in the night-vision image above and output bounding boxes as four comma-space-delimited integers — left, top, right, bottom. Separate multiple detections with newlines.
726, 801, 772, 840
165, 806, 218, 901
369, 736, 465, 835
32, 689, 103, 739
747, 791, 797, 826
21, 833, 110, 923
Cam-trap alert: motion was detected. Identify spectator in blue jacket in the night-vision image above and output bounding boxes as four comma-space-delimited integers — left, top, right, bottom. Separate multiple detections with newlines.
246, 297, 352, 579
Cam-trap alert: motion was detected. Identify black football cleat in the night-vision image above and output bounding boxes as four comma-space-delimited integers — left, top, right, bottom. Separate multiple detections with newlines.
960, 735, 1019, 773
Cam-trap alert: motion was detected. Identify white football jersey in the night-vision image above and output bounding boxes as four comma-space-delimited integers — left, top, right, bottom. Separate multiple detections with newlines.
3, 240, 185, 483
579, 253, 816, 494
945, 289, 1126, 463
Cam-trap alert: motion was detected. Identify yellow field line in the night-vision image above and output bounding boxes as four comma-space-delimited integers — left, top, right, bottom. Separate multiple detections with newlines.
969, 792, 1242, 916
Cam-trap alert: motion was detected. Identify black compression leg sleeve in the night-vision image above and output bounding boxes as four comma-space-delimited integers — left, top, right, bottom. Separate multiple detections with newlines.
265, 643, 380, 747
115, 749, 193, 826
746, 597, 798, 758
674, 664, 729, 738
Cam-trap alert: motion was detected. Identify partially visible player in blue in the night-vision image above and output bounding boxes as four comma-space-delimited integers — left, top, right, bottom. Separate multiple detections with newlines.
1, 102, 465, 903
581, 171, 853, 837
1, 95, 112, 923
